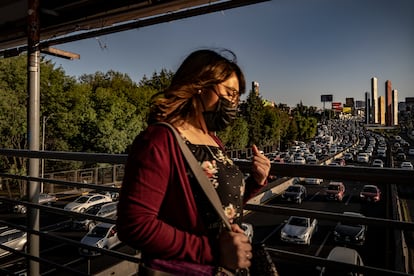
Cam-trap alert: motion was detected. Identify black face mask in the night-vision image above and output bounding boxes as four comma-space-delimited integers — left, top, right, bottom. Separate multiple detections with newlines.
202, 96, 237, 131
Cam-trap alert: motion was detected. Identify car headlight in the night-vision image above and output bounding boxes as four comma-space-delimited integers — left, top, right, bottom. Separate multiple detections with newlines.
299, 233, 309, 239
97, 240, 104, 248
280, 231, 287, 238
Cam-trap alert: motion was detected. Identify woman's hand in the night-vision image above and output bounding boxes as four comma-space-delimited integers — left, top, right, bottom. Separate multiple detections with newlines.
218, 224, 252, 271
251, 144, 271, 186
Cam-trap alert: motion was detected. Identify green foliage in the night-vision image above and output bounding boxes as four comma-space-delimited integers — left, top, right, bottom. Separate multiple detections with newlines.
0, 55, 322, 174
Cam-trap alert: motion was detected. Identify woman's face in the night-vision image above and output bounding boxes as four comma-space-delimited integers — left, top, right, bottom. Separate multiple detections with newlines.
202, 73, 240, 112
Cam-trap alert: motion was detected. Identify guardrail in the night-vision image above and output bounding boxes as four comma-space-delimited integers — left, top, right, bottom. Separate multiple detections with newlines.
0, 149, 414, 276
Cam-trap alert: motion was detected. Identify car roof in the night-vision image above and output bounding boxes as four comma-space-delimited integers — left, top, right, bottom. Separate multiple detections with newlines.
343, 212, 365, 218
329, 181, 343, 185
327, 246, 363, 265
362, 184, 378, 189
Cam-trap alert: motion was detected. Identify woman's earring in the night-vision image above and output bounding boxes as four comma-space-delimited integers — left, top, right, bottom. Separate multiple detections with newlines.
197, 89, 202, 94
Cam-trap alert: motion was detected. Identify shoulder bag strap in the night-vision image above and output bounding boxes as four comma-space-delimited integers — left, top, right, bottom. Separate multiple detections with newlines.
157, 122, 232, 231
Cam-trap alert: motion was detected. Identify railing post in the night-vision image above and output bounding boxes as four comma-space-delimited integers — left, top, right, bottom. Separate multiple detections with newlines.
27, 0, 41, 275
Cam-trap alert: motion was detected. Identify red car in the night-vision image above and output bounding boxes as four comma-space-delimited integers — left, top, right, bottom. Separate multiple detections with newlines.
360, 185, 381, 202
326, 182, 345, 201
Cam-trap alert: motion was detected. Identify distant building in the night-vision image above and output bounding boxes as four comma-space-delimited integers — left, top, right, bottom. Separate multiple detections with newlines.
378, 96, 385, 125
365, 92, 370, 124
371, 77, 378, 123
392, 89, 398, 125
385, 80, 392, 126
252, 81, 259, 96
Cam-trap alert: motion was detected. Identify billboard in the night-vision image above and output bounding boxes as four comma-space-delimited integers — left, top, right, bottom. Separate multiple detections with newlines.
321, 94, 333, 102
332, 102, 342, 110
342, 107, 352, 113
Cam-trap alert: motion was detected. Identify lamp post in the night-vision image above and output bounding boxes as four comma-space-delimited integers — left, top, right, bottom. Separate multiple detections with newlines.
41, 114, 53, 193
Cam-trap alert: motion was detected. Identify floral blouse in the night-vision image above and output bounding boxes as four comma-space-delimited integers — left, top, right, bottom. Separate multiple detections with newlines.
186, 141, 246, 236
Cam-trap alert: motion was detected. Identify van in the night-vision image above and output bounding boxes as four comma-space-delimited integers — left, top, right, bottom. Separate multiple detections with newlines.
72, 201, 118, 231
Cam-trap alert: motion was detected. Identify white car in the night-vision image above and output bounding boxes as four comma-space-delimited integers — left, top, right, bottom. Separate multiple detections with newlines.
319, 246, 364, 276
356, 153, 369, 163
0, 226, 27, 258
280, 216, 318, 245
79, 223, 121, 256
304, 178, 323, 185
371, 159, 384, 168
400, 161, 413, 170
64, 193, 112, 213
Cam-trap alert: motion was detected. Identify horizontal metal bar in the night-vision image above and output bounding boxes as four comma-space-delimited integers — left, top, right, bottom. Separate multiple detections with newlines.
236, 161, 414, 185
244, 203, 414, 231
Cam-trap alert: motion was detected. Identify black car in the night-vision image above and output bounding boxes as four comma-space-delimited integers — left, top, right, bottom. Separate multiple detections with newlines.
333, 212, 367, 246
281, 184, 307, 204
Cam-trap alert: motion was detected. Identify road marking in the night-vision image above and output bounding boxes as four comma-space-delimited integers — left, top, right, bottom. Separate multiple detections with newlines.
345, 194, 352, 205
261, 224, 283, 244
309, 191, 321, 201
315, 231, 331, 257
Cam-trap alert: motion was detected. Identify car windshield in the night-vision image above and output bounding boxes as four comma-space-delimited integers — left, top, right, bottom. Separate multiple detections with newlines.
328, 185, 339, 191
289, 217, 308, 227
75, 196, 89, 203
88, 226, 109, 238
85, 205, 102, 215
286, 186, 300, 192
363, 187, 377, 193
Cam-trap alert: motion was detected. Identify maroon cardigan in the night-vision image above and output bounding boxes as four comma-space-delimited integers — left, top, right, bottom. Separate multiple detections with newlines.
117, 124, 263, 264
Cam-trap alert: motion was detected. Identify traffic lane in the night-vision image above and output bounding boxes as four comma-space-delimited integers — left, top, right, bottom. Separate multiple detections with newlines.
244, 179, 388, 274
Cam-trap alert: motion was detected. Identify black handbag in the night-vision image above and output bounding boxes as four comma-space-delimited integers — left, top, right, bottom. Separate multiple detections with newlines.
159, 123, 279, 276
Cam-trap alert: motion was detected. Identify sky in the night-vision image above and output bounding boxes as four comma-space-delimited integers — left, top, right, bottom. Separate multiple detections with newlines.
53, 0, 414, 109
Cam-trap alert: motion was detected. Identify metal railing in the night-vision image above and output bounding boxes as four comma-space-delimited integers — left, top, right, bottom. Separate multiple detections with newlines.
0, 149, 413, 275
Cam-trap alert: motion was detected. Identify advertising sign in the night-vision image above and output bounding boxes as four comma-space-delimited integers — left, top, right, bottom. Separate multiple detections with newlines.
332, 102, 342, 110
321, 94, 333, 102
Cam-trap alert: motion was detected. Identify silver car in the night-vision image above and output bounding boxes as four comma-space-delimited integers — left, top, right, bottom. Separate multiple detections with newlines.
0, 226, 27, 258
72, 201, 118, 231
64, 193, 112, 213
79, 223, 121, 256
280, 216, 318, 245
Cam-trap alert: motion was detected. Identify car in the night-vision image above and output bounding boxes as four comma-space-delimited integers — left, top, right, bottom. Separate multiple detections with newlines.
241, 222, 253, 243
400, 161, 413, 170
334, 158, 346, 166
0, 226, 27, 258
64, 193, 112, 213
293, 156, 306, 164
280, 216, 318, 245
333, 212, 367, 246
79, 223, 121, 256
360, 184, 381, 202
396, 152, 406, 161
371, 159, 384, 168
408, 148, 414, 156
343, 152, 354, 161
304, 177, 323, 185
325, 182, 345, 201
281, 184, 307, 204
72, 201, 118, 231
356, 153, 369, 163
318, 246, 364, 276
13, 193, 57, 214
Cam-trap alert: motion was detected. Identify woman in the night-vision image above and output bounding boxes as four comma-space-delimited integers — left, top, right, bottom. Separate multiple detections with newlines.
117, 48, 271, 275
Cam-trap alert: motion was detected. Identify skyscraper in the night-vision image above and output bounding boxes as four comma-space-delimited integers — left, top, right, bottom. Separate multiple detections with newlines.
385, 80, 392, 126
378, 96, 385, 125
365, 92, 370, 124
252, 81, 259, 96
371, 77, 378, 124
393, 89, 398, 125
